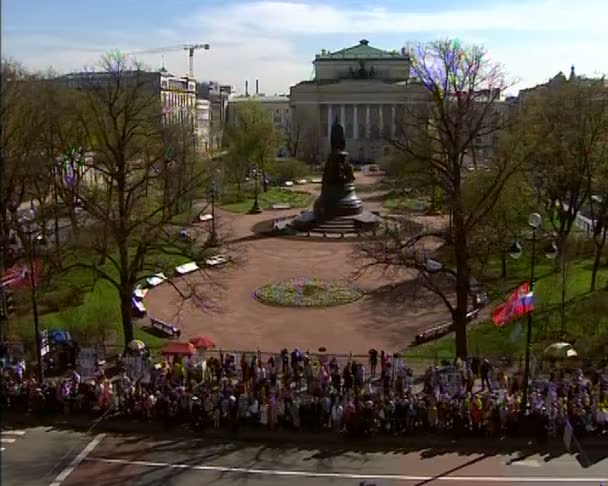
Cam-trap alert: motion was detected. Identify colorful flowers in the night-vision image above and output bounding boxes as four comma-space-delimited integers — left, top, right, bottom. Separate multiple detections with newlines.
254, 277, 363, 307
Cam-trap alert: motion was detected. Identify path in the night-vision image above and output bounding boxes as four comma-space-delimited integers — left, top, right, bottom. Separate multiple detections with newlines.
145, 173, 451, 354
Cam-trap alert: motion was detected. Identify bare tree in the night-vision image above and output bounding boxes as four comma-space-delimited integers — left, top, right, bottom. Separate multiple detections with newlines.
60, 52, 210, 347
364, 40, 516, 358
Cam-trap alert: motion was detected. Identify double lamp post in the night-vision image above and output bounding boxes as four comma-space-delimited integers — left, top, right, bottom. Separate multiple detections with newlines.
508, 212, 558, 417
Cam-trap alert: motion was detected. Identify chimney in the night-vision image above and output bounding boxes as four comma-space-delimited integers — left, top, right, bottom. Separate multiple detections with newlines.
256, 79, 259, 95
245, 80, 249, 97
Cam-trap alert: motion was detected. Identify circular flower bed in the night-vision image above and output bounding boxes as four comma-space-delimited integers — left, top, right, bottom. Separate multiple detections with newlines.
254, 277, 364, 307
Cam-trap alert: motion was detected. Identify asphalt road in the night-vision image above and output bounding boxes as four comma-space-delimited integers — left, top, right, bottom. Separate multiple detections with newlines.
2, 427, 608, 486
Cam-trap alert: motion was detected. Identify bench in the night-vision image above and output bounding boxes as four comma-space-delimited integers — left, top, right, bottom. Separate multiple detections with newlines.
150, 317, 181, 338
198, 213, 213, 222
284, 181, 294, 187
414, 309, 481, 345
175, 261, 199, 276
271, 203, 291, 210
205, 254, 228, 267
132, 298, 147, 318
146, 273, 167, 288
133, 285, 148, 300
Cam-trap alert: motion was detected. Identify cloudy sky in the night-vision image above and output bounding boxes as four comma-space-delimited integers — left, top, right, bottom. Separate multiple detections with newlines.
2, 0, 606, 95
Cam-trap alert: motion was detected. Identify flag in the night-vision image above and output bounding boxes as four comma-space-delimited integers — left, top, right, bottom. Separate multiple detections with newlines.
491, 281, 534, 327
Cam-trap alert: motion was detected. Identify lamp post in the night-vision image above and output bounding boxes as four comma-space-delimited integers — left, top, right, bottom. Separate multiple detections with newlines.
249, 165, 262, 214
20, 213, 45, 383
207, 176, 219, 246
508, 212, 558, 418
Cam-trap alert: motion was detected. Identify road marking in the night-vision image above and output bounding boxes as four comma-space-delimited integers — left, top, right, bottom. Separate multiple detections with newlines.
2, 430, 26, 436
49, 434, 105, 486
0, 438, 16, 444
85, 457, 608, 483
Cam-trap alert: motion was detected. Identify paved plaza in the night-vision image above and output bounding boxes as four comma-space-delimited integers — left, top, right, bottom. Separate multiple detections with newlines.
144, 174, 450, 354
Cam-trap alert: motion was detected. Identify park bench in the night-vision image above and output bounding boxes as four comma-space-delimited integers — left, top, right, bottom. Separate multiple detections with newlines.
146, 273, 167, 288
271, 203, 291, 210
175, 261, 199, 276
205, 254, 229, 267
150, 317, 181, 338
198, 213, 213, 222
132, 298, 147, 318
414, 309, 481, 344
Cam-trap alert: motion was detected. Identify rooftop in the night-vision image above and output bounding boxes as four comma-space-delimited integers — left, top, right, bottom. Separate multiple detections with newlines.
315, 39, 406, 60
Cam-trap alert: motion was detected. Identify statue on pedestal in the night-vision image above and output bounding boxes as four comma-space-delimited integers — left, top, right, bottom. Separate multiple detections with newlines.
313, 117, 362, 220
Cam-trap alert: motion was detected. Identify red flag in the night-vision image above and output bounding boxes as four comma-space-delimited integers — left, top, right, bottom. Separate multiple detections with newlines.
492, 281, 534, 327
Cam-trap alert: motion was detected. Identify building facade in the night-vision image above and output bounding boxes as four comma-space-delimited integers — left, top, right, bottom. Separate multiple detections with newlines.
289, 39, 428, 164
63, 68, 196, 127
197, 81, 232, 156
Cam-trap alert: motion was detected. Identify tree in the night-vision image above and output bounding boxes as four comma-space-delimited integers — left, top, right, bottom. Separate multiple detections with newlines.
62, 52, 208, 347
520, 77, 608, 291
372, 40, 515, 358
225, 100, 278, 192
465, 171, 536, 279
0, 60, 44, 266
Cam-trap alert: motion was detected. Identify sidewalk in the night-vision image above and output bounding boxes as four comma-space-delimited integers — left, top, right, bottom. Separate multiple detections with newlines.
4, 411, 604, 452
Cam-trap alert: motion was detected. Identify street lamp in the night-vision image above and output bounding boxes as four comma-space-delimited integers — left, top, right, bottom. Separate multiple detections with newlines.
248, 165, 262, 214
207, 176, 219, 247
19, 213, 45, 383
509, 212, 558, 418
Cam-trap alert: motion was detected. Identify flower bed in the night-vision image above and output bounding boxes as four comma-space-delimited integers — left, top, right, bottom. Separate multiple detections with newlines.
254, 277, 364, 307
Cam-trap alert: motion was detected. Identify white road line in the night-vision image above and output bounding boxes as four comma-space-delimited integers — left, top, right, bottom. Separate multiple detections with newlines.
85, 457, 608, 483
49, 434, 105, 486
2, 430, 26, 436
0, 438, 16, 444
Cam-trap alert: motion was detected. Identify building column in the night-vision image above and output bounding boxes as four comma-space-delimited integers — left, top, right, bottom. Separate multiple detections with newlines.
327, 104, 333, 138
353, 104, 358, 140
340, 104, 345, 126
379, 104, 384, 136
392, 104, 396, 137
365, 104, 370, 139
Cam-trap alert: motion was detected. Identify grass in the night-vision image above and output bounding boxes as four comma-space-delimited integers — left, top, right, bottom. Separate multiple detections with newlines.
9, 239, 205, 353
220, 187, 313, 214
410, 254, 608, 362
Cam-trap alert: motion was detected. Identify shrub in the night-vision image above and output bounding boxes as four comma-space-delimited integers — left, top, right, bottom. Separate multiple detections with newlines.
265, 159, 310, 184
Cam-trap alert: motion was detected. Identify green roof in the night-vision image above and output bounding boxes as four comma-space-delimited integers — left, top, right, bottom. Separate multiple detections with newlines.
316, 39, 404, 60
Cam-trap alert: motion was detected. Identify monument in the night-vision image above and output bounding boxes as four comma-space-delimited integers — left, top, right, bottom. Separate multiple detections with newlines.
287, 118, 380, 235
313, 117, 363, 220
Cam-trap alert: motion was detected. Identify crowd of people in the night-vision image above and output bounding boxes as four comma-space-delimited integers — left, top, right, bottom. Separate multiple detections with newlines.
2, 348, 608, 441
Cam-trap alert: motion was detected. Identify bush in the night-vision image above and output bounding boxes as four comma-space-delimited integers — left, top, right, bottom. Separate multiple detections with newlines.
37, 287, 84, 313
265, 159, 310, 184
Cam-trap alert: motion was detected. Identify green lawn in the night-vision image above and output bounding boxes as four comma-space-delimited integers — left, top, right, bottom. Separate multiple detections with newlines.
383, 195, 432, 212
220, 187, 313, 213
10, 241, 204, 352
410, 255, 608, 362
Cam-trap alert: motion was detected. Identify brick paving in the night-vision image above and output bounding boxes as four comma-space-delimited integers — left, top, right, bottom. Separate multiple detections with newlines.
144, 174, 451, 354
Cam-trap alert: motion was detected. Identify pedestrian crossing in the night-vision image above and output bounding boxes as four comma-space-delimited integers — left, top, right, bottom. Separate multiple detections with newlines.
0, 430, 26, 452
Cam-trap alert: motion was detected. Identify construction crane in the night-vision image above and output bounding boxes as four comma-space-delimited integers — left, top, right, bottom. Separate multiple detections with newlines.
126, 43, 210, 78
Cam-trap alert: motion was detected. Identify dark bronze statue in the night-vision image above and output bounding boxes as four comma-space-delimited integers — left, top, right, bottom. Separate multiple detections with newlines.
314, 117, 362, 220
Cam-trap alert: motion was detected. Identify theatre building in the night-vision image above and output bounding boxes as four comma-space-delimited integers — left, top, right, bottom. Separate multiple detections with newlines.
289, 39, 427, 164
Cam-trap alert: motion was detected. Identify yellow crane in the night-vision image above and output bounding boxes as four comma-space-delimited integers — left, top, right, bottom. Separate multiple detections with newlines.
126, 43, 210, 78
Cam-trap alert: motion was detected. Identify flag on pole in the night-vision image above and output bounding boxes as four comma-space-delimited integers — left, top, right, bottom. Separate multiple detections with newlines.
491, 281, 534, 327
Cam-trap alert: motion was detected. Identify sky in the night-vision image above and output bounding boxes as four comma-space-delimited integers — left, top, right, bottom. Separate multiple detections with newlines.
2, 0, 606, 96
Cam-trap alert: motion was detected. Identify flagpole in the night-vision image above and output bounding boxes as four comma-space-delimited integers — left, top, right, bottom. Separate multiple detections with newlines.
520, 222, 537, 418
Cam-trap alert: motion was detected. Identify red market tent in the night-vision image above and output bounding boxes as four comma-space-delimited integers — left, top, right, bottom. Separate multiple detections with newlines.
189, 336, 215, 349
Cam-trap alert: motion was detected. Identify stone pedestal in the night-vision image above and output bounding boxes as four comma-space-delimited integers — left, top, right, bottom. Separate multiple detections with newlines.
313, 182, 363, 221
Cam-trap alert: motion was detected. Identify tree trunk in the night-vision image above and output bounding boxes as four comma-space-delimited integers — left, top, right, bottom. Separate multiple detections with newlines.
453, 208, 469, 359
119, 287, 134, 349
501, 252, 507, 279
590, 227, 607, 291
